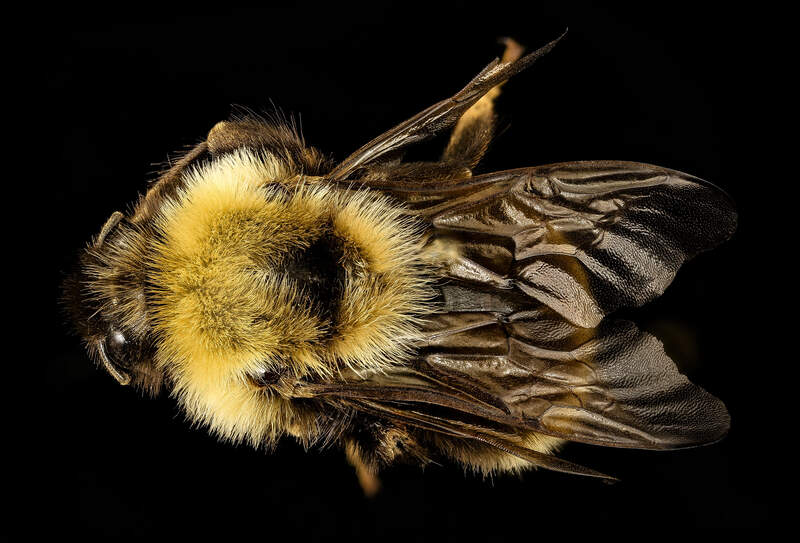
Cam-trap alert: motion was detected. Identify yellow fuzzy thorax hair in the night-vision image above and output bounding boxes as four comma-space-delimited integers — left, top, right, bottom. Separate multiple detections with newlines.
147, 149, 432, 445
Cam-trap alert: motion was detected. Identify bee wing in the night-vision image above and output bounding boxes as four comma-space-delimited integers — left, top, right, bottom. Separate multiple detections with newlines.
302, 161, 732, 476
386, 161, 737, 327
341, 394, 618, 481
326, 33, 565, 182
303, 309, 729, 454
416, 310, 730, 449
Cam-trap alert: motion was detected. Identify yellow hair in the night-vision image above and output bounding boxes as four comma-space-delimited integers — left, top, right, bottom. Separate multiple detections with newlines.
147, 148, 433, 445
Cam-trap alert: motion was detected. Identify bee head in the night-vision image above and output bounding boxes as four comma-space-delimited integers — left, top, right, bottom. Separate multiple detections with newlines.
62, 211, 163, 394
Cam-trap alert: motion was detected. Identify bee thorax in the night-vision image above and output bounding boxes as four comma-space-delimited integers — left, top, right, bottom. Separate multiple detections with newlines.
146, 149, 434, 445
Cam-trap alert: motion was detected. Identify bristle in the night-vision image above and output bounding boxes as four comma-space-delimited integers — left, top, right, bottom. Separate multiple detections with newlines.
147, 148, 434, 445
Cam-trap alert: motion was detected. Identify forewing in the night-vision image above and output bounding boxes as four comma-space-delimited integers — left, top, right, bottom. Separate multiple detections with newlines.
302, 308, 729, 451
385, 161, 737, 327
418, 309, 730, 448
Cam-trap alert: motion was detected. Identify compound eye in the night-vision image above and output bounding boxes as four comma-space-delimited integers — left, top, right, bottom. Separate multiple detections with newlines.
109, 329, 126, 348
106, 329, 130, 365
96, 334, 132, 386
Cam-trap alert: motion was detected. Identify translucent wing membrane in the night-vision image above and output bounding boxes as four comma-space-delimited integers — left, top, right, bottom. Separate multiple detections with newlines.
382, 161, 737, 327
303, 308, 729, 449
417, 310, 730, 448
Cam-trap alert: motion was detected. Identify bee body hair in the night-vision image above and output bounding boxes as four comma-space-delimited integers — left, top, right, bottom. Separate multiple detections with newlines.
147, 148, 433, 446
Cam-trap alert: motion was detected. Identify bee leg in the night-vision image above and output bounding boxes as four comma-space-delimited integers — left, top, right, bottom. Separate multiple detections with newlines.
329, 33, 563, 182
345, 441, 382, 498
441, 38, 525, 169
356, 160, 473, 185
359, 39, 527, 185
343, 422, 430, 497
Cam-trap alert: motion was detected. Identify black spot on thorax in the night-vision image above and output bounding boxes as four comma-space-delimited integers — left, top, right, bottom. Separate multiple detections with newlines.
283, 230, 346, 334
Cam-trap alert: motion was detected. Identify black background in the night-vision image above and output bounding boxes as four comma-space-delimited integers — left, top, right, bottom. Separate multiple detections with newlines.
27, 1, 777, 539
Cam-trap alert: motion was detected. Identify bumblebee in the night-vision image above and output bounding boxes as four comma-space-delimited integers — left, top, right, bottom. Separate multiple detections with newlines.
63, 34, 736, 494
